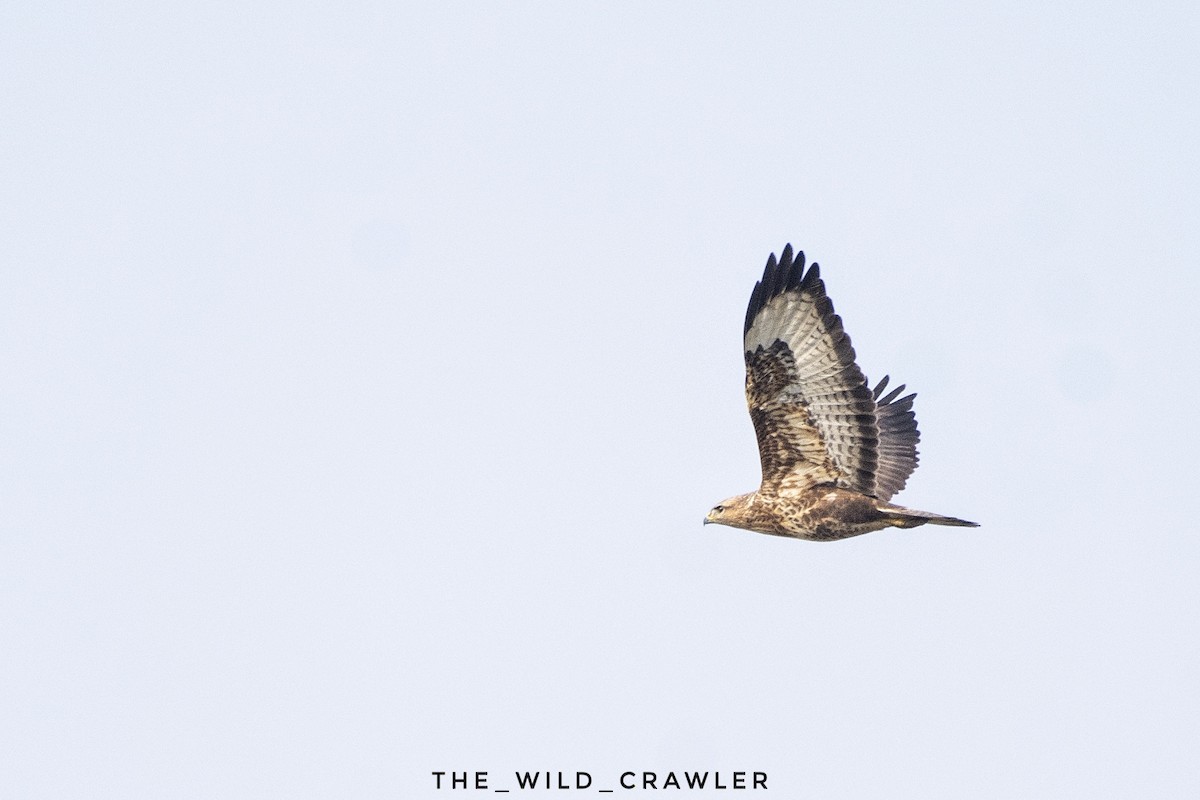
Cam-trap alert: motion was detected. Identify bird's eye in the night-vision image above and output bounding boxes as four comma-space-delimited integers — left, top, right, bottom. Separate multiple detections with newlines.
714, 505, 725, 513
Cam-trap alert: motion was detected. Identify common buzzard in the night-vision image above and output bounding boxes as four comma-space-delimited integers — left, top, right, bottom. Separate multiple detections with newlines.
705, 244, 978, 541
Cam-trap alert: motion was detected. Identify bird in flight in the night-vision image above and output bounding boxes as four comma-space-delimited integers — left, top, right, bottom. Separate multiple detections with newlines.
705, 244, 978, 541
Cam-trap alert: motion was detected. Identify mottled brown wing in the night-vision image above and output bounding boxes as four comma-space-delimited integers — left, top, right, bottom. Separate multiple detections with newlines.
743, 245, 878, 496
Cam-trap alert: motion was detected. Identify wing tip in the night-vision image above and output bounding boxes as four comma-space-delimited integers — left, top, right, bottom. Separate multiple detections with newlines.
744, 243, 819, 335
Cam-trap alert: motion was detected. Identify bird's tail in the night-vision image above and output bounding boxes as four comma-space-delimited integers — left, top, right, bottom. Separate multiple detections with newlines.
878, 503, 979, 529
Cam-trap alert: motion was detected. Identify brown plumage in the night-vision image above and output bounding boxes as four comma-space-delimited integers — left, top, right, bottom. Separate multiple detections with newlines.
705, 244, 978, 541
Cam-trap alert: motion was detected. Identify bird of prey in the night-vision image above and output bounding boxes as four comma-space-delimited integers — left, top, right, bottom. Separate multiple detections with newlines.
705, 244, 978, 541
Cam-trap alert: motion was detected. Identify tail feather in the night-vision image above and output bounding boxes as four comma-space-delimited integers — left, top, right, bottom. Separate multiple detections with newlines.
879, 503, 979, 529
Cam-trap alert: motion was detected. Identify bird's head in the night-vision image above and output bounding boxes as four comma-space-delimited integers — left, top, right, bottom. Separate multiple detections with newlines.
704, 492, 756, 528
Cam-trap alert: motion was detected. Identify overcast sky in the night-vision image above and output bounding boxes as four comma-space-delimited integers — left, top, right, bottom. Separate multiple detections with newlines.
3, 2, 1199, 798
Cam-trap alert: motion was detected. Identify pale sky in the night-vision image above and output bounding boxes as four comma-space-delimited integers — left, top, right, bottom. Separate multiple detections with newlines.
3, 2, 1199, 798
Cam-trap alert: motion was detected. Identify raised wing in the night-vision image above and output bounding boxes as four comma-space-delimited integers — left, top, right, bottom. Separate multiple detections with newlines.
743, 245, 878, 495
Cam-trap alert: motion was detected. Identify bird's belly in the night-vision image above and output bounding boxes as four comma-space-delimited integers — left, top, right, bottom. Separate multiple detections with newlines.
770, 488, 889, 541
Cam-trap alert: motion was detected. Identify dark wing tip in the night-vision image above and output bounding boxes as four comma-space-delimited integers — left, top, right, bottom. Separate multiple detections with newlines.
873, 376, 922, 501
744, 244, 819, 336
779, 243, 794, 268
